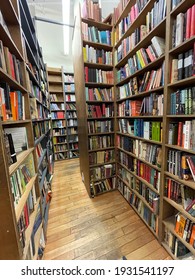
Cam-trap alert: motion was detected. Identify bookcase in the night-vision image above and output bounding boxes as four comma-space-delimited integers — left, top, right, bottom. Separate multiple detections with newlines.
73, 0, 195, 259
0, 0, 53, 259
63, 72, 79, 159
73, 4, 116, 197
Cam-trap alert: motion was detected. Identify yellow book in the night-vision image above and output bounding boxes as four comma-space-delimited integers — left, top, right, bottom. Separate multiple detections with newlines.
136, 50, 145, 68
83, 46, 87, 62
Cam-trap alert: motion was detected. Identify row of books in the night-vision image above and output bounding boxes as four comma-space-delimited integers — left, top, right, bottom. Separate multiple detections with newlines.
170, 87, 195, 115
113, 0, 148, 25
173, 4, 195, 48
164, 178, 195, 210
65, 84, 75, 92
118, 93, 163, 117
90, 163, 115, 180
175, 213, 195, 245
118, 119, 162, 142
67, 119, 77, 127
164, 227, 194, 259
85, 67, 114, 84
51, 111, 65, 120
54, 152, 68, 161
65, 94, 76, 102
92, 177, 116, 195
67, 127, 78, 135
88, 120, 113, 133
0, 40, 24, 86
82, 22, 112, 45
87, 104, 114, 118
30, 81, 41, 101
119, 152, 161, 191
50, 94, 63, 102
64, 74, 74, 83
81, 0, 102, 22
0, 86, 25, 121
69, 143, 79, 150
118, 167, 159, 214
118, 180, 158, 233
54, 145, 68, 153
83, 46, 113, 65
66, 103, 76, 110
67, 111, 77, 119
116, 37, 165, 81
168, 120, 195, 150
171, 46, 195, 83
30, 98, 49, 120
50, 103, 65, 111
53, 128, 66, 136
52, 120, 66, 128
89, 150, 115, 165
33, 121, 50, 141
117, 135, 162, 168
53, 136, 67, 144
117, 63, 164, 99
69, 135, 78, 142
171, 0, 182, 10
85, 87, 113, 101
88, 135, 114, 150
167, 150, 195, 181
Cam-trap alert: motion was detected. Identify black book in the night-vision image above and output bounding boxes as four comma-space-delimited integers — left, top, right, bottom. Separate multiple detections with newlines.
7, 133, 17, 164
188, 49, 193, 77
178, 53, 184, 80
184, 51, 189, 79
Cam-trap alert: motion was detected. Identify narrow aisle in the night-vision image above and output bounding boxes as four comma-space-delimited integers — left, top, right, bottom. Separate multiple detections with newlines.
43, 159, 171, 260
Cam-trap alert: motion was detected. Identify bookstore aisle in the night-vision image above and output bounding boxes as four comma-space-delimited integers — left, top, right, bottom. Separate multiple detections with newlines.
43, 159, 171, 260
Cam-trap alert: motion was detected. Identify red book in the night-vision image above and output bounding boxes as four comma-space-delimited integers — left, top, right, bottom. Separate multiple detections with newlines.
177, 121, 183, 146
189, 224, 195, 246
167, 179, 171, 199
8, 52, 16, 80
9, 91, 18, 120
84, 66, 88, 82
186, 7, 192, 40
190, 5, 195, 37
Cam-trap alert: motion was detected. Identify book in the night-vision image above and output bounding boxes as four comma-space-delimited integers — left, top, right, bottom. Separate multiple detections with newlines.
151, 36, 165, 57
4, 127, 28, 154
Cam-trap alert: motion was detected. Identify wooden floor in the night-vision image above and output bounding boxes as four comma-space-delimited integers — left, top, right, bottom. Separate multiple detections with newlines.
43, 159, 171, 260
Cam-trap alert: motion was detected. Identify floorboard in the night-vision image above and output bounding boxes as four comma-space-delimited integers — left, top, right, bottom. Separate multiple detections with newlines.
43, 159, 171, 260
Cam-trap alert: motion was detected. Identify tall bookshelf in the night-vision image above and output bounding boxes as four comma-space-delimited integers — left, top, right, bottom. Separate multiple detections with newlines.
73, 4, 116, 197
0, 0, 51, 259
73, 0, 195, 259
47, 67, 68, 161
63, 72, 79, 159
161, 0, 195, 260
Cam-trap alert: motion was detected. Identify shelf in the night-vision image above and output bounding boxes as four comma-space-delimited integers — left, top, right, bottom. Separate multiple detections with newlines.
0, 68, 27, 93
87, 117, 114, 120
165, 144, 195, 155
2, 120, 31, 126
117, 147, 161, 171
86, 100, 114, 103
114, 0, 132, 27
117, 86, 164, 102
38, 149, 47, 170
83, 39, 113, 51
163, 216, 195, 256
53, 142, 67, 145
166, 115, 195, 119
168, 76, 195, 88
161, 242, 177, 260
85, 82, 114, 88
118, 175, 155, 214
169, 36, 195, 55
15, 174, 37, 222
39, 167, 48, 192
115, 18, 166, 68
22, 198, 41, 260
89, 160, 116, 168
116, 55, 165, 86
164, 171, 195, 190
117, 132, 162, 145
9, 148, 34, 175
118, 161, 160, 195
89, 147, 115, 152
163, 197, 195, 224
84, 62, 113, 70
117, 115, 163, 119
92, 175, 116, 183
54, 150, 68, 154
88, 132, 115, 136
81, 17, 112, 30
170, 0, 195, 17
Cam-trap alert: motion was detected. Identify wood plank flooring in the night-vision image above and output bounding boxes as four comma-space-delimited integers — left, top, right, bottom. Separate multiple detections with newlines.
43, 159, 172, 260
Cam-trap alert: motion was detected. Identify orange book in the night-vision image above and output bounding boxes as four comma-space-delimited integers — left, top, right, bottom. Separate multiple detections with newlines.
0, 87, 6, 120
10, 91, 18, 120
189, 224, 195, 246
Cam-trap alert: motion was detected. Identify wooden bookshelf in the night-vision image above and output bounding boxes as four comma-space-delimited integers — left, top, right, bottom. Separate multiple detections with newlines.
73, 0, 195, 260
0, 0, 53, 260
73, 5, 116, 197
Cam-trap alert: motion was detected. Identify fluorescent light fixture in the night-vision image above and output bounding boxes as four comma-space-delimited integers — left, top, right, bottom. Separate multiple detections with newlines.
62, 0, 70, 55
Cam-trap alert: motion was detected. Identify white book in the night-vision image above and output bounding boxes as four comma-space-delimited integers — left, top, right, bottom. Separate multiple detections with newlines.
143, 121, 150, 139
151, 36, 165, 56
175, 13, 184, 46
184, 120, 191, 149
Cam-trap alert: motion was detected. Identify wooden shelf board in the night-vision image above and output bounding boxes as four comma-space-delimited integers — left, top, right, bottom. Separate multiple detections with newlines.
83, 39, 113, 51
117, 132, 162, 145
164, 171, 195, 190
89, 147, 115, 152
81, 17, 112, 30
84, 62, 113, 70
15, 174, 37, 222
165, 144, 195, 155
9, 148, 34, 175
